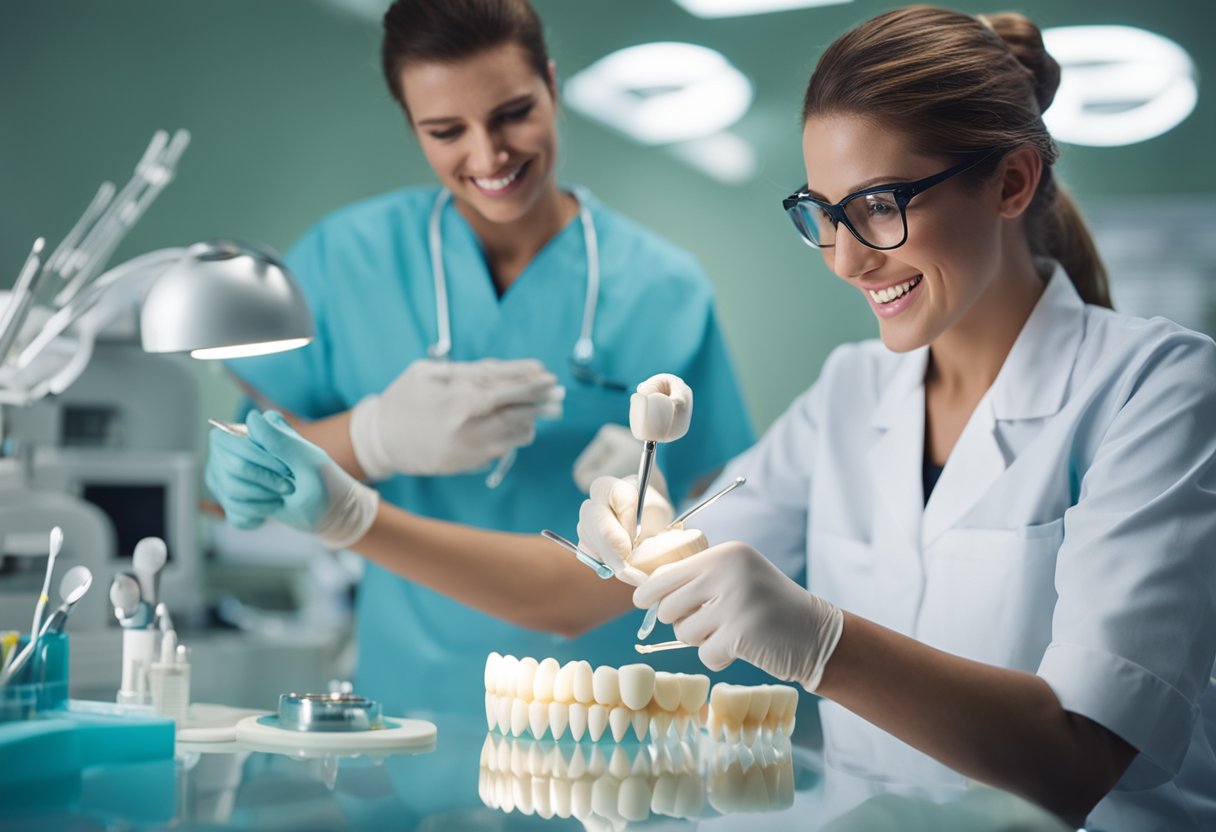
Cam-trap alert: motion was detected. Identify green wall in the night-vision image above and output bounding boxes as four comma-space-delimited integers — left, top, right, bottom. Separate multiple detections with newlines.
3, 0, 1212, 430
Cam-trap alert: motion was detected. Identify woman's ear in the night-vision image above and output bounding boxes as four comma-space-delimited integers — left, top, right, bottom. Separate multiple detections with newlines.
546, 59, 559, 102
997, 145, 1042, 219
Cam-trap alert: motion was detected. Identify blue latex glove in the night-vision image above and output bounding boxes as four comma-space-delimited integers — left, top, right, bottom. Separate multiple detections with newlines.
206, 410, 379, 549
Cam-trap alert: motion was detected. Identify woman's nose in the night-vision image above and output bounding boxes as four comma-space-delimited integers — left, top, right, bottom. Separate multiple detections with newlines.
830, 224, 885, 281
467, 128, 509, 174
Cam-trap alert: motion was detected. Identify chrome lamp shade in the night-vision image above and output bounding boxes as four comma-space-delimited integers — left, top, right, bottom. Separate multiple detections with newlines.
140, 240, 313, 359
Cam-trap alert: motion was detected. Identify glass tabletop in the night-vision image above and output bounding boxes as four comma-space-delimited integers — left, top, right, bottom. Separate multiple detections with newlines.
0, 708, 1074, 831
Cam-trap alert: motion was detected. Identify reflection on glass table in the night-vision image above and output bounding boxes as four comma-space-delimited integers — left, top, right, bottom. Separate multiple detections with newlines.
3, 712, 1075, 831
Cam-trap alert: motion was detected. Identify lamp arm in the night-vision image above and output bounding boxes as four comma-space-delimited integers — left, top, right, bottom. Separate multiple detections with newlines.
13, 248, 187, 372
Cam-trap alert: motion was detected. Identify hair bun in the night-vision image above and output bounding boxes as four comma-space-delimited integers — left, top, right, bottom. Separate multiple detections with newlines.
981, 12, 1060, 112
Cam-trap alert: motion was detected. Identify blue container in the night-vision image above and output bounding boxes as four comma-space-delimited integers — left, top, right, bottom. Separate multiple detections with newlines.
0, 631, 69, 722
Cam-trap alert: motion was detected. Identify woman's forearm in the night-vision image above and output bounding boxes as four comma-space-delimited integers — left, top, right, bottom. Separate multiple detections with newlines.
817, 613, 1136, 823
292, 410, 367, 480
352, 502, 636, 638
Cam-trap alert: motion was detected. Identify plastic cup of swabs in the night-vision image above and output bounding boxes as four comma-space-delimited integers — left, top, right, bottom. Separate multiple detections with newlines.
636, 477, 748, 641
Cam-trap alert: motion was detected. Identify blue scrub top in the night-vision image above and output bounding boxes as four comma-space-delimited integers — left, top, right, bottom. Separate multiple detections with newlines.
227, 186, 756, 717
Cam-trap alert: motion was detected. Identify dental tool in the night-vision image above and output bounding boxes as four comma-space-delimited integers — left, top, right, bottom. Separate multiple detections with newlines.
28, 527, 63, 657
208, 417, 249, 437
636, 477, 748, 640
668, 477, 747, 530
0, 237, 46, 366
109, 572, 145, 624
540, 530, 616, 580
132, 537, 168, 606
634, 640, 693, 655
0, 565, 93, 685
633, 440, 658, 545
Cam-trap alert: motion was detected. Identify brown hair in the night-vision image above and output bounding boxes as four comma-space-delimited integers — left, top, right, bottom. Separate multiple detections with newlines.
381, 0, 550, 119
802, 6, 1111, 308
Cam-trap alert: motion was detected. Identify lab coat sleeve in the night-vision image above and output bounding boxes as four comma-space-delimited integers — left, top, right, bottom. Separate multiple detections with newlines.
1037, 333, 1216, 779
223, 227, 345, 420
691, 349, 838, 581
660, 302, 756, 504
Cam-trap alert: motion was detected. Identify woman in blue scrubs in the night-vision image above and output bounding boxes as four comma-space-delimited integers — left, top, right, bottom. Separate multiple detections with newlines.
212, 0, 753, 717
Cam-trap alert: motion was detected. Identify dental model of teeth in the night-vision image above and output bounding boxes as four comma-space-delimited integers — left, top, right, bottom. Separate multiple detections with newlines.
485, 653, 709, 742
485, 654, 799, 745
478, 732, 795, 824
706, 682, 800, 746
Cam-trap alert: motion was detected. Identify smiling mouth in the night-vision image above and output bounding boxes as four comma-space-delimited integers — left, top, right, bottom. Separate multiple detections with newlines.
471, 162, 528, 194
868, 275, 922, 304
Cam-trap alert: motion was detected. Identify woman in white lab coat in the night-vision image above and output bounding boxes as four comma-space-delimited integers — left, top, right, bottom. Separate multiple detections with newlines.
578, 8, 1216, 829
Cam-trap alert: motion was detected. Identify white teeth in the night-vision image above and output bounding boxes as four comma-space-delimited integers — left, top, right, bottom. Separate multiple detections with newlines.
529, 699, 549, 740
679, 674, 710, 714
569, 703, 588, 741
485, 693, 496, 730
554, 661, 576, 703
497, 654, 519, 696
496, 696, 511, 733
516, 656, 539, 699
868, 275, 921, 304
609, 705, 632, 742
593, 666, 621, 706
485, 652, 502, 692
473, 166, 522, 191
652, 672, 682, 712
510, 698, 529, 737
618, 664, 656, 710
534, 657, 559, 701
588, 704, 609, 741
573, 661, 595, 704
632, 709, 651, 742
619, 775, 651, 821
549, 701, 569, 740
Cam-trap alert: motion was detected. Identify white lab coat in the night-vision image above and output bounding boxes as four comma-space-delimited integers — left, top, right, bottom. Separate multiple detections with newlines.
696, 264, 1216, 830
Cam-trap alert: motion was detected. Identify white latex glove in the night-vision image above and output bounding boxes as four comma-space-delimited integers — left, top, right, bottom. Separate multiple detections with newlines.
633, 542, 844, 691
350, 358, 563, 480
630, 373, 693, 442
572, 424, 669, 497
576, 475, 706, 586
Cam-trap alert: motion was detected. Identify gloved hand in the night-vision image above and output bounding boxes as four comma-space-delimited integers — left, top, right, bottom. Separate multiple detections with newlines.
572, 423, 669, 497
350, 358, 564, 480
633, 542, 844, 692
576, 475, 706, 586
206, 411, 379, 550
630, 373, 693, 443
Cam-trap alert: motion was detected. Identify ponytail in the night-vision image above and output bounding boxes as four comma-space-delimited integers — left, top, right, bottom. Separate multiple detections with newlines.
1038, 181, 1111, 308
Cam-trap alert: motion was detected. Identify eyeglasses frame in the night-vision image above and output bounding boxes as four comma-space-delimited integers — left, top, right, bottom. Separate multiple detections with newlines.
782, 149, 1002, 251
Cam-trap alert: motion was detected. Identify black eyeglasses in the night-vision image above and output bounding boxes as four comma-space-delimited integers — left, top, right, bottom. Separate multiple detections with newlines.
782, 150, 1000, 251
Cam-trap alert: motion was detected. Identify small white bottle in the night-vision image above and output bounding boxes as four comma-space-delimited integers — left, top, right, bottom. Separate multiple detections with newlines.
148, 630, 190, 722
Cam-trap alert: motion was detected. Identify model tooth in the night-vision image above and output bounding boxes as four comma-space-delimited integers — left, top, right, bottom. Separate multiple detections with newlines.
619, 775, 651, 822
479, 733, 494, 767
532, 777, 553, 819
510, 698, 529, 737
631, 748, 652, 777
724, 723, 741, 744
608, 745, 631, 779
533, 657, 559, 701
674, 772, 706, 818
629, 528, 709, 574
548, 701, 569, 740
485, 693, 496, 729
573, 661, 595, 704
747, 687, 771, 726
606, 705, 629, 742
496, 696, 511, 733
529, 699, 549, 740
571, 776, 594, 820
651, 710, 673, 740
588, 704, 609, 741
497, 654, 519, 696
514, 772, 533, 815
567, 744, 588, 779
569, 702, 588, 741
714, 683, 751, 726
495, 734, 511, 770
551, 776, 573, 819
527, 742, 547, 776
516, 656, 539, 699
652, 773, 678, 815
617, 664, 656, 710
674, 712, 691, 738
652, 672, 682, 711
485, 651, 502, 691
743, 722, 759, 746
707, 713, 722, 741
591, 775, 621, 821
586, 744, 608, 777
494, 776, 510, 812
592, 665, 621, 706
554, 661, 576, 703
632, 709, 650, 741
679, 673, 710, 713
